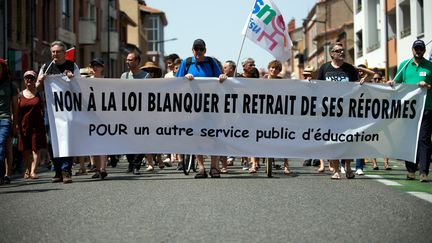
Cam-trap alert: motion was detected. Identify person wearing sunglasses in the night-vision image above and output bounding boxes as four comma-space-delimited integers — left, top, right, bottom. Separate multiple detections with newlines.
317, 42, 360, 180
387, 39, 432, 182
17, 70, 47, 181
176, 39, 227, 179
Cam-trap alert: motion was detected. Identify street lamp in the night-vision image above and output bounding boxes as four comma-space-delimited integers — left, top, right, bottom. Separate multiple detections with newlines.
154, 37, 178, 44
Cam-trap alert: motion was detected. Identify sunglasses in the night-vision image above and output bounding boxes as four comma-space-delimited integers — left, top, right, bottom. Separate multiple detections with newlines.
194, 47, 205, 52
373, 77, 382, 81
24, 76, 36, 81
332, 49, 344, 53
414, 46, 425, 52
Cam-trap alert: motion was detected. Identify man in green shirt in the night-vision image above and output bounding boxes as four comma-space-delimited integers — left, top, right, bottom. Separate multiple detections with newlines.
389, 39, 432, 182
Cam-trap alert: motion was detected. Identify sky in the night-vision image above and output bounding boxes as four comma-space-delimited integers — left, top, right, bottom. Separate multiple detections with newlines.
146, 0, 318, 71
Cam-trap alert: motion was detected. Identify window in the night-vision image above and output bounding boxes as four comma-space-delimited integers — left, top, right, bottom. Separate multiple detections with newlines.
60, 0, 73, 31
146, 16, 160, 52
89, 3, 96, 21
356, 0, 362, 13
416, 0, 424, 36
366, 0, 380, 52
356, 30, 363, 57
109, 17, 116, 31
399, 0, 411, 38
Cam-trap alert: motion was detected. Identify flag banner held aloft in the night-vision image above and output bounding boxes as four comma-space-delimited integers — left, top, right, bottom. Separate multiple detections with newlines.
242, 0, 292, 61
45, 75, 425, 161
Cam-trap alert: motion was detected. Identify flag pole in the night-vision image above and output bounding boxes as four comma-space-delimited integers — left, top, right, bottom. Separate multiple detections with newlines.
234, 34, 248, 76
234, 1, 256, 76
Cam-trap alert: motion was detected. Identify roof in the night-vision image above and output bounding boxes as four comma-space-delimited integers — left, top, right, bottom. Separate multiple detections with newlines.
139, 5, 168, 26
119, 11, 137, 27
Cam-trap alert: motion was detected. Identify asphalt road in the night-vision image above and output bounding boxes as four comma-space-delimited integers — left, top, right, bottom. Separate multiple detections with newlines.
0, 159, 431, 243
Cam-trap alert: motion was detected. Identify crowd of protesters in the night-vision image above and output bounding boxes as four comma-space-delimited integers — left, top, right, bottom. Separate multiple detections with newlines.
0, 38, 431, 185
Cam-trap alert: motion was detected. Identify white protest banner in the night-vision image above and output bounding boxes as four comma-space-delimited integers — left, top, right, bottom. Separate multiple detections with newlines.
242, 0, 291, 61
44, 75, 425, 162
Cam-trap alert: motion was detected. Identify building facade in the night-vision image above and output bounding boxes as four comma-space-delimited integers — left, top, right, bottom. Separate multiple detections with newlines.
303, 0, 355, 71
354, 0, 432, 79
2, 0, 168, 79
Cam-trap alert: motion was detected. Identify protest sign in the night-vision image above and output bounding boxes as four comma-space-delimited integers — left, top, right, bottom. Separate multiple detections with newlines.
45, 75, 425, 161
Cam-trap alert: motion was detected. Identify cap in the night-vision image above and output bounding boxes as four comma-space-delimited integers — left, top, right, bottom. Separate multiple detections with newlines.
23, 70, 37, 78
412, 39, 426, 49
90, 58, 104, 67
192, 39, 206, 49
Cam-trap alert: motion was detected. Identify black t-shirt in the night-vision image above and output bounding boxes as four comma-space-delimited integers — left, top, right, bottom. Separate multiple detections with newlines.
43, 60, 75, 75
317, 62, 359, 82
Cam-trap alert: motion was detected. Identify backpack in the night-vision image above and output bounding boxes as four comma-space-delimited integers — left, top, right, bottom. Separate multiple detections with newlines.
185, 57, 217, 77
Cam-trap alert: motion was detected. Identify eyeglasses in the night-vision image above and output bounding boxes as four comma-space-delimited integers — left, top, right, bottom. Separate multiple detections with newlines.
414, 46, 426, 52
332, 49, 344, 53
194, 47, 205, 52
247, 63, 255, 67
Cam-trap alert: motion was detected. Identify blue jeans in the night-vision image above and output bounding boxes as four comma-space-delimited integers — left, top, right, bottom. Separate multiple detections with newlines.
355, 159, 364, 170
53, 157, 73, 175
0, 119, 11, 178
340, 159, 363, 170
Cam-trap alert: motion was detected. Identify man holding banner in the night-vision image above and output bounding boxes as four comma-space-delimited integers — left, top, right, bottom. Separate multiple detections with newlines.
37, 40, 80, 184
389, 39, 432, 183
317, 42, 359, 180
176, 39, 227, 178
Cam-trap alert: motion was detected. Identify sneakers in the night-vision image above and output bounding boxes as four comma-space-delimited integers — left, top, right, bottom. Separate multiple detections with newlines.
406, 172, 416, 180
340, 167, 346, 174
419, 173, 429, 183
242, 162, 250, 171
62, 171, 73, 184
355, 169, 365, 175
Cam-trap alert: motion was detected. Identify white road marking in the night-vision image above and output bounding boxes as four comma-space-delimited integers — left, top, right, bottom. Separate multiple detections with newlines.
407, 192, 432, 203
366, 175, 432, 203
